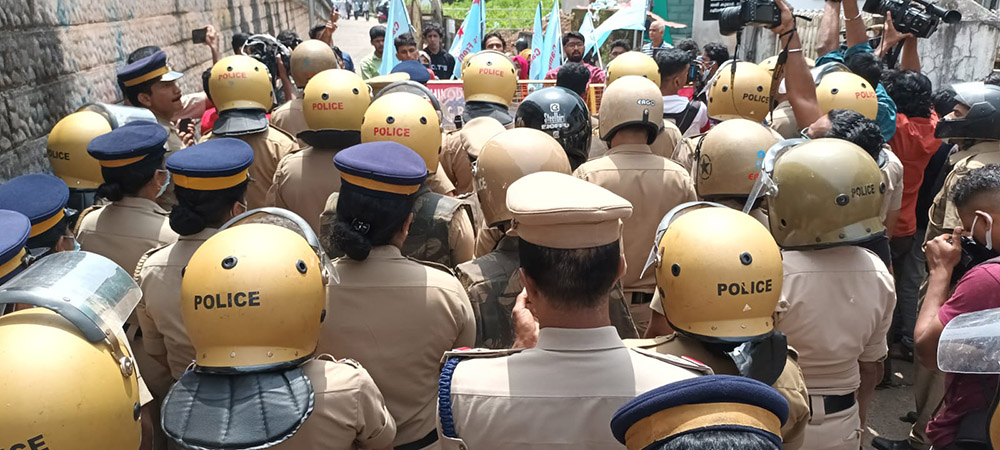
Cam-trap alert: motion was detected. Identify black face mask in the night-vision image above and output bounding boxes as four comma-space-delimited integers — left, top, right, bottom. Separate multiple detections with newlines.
951, 235, 1000, 285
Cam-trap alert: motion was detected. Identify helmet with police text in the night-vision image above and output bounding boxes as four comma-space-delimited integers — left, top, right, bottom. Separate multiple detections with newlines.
695, 118, 781, 200
302, 69, 370, 132
766, 138, 885, 249
46, 111, 111, 189
816, 71, 878, 119
515, 86, 592, 170
462, 50, 518, 106
707, 61, 772, 121
476, 128, 573, 227
935, 82, 1000, 141
606, 51, 660, 87
290, 39, 338, 88
0, 251, 143, 450
650, 204, 783, 341
361, 91, 442, 173
209, 55, 275, 113
182, 213, 327, 372
598, 75, 663, 144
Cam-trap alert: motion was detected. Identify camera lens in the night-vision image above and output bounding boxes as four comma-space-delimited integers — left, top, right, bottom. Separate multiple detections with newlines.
718, 6, 745, 36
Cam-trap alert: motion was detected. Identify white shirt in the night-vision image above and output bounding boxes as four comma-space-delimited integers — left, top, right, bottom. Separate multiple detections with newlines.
662, 95, 709, 137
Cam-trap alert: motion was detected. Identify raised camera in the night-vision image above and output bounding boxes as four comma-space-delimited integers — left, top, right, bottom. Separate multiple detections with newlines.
862, 0, 961, 39
718, 0, 782, 36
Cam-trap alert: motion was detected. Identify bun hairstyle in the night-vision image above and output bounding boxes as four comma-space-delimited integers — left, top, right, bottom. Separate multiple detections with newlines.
169, 181, 249, 236
332, 187, 414, 260
96, 153, 165, 202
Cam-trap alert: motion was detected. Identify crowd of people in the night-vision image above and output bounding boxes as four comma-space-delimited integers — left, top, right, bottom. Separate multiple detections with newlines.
2, 0, 1000, 449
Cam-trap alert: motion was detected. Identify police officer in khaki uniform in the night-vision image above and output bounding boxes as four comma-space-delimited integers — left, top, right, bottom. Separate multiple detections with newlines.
201, 54, 298, 209
116, 50, 187, 152
161, 208, 396, 450
630, 204, 809, 450
707, 61, 773, 122
266, 69, 370, 233
270, 39, 339, 147
135, 139, 254, 381
320, 92, 476, 267
763, 139, 896, 450
439, 116, 505, 196
319, 141, 476, 449
573, 75, 697, 335
437, 171, 707, 449
45, 110, 115, 216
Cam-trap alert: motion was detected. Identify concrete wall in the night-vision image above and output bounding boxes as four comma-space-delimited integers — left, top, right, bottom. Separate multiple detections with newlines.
0, 0, 319, 182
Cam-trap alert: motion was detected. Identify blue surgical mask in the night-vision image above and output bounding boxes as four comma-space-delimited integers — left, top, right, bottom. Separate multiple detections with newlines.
156, 170, 171, 198
72, 238, 81, 252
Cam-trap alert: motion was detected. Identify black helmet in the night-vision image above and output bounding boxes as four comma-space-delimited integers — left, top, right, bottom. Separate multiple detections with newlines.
515, 87, 592, 170
515, 37, 529, 54
935, 82, 1000, 141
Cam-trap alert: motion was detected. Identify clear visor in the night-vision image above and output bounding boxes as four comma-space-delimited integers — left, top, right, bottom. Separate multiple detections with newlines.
640, 201, 728, 278
742, 138, 807, 214
949, 81, 988, 110
937, 306, 1000, 374
221, 207, 338, 283
76, 103, 157, 129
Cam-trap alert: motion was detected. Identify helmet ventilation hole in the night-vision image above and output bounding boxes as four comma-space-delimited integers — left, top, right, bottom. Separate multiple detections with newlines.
386, 116, 395, 124
222, 256, 238, 269
740, 252, 753, 265
671, 263, 681, 276
296, 260, 308, 274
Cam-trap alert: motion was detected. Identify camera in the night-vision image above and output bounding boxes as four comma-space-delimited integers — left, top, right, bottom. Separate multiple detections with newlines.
242, 34, 292, 86
718, 0, 782, 36
862, 0, 961, 39
951, 235, 998, 285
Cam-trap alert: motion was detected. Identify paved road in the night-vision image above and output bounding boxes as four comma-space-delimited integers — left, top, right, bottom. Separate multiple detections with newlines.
333, 15, 376, 67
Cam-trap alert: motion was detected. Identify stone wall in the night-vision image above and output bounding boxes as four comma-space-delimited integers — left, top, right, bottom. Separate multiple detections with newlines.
0, 0, 320, 182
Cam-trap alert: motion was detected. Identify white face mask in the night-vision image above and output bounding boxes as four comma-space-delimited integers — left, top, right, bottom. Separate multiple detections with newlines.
156, 170, 171, 198
971, 211, 994, 250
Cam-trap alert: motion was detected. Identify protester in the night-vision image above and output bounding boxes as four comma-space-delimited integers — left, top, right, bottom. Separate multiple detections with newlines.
609, 39, 631, 61
360, 25, 386, 79
655, 48, 708, 136
642, 21, 672, 56
423, 22, 455, 79
544, 32, 605, 83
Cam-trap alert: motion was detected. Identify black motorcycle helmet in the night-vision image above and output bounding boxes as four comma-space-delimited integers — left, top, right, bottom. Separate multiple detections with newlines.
935, 82, 1000, 141
515, 87, 592, 170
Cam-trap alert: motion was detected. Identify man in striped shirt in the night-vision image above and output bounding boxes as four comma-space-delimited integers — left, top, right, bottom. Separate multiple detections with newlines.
641, 21, 673, 56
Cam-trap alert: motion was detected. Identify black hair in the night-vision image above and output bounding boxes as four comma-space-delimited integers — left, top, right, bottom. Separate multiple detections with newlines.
122, 79, 158, 107
556, 63, 591, 97
656, 430, 779, 450
655, 48, 692, 79
128, 46, 161, 64
953, 164, 1000, 209
609, 39, 632, 52
370, 25, 387, 41
96, 153, 165, 202
515, 37, 530, 53
984, 71, 1000, 87
277, 30, 301, 50
169, 181, 248, 236
562, 31, 585, 47
394, 33, 417, 49
202, 68, 213, 102
845, 51, 883, 90
675, 39, 700, 60
333, 187, 415, 260
423, 22, 445, 39
702, 42, 730, 64
232, 32, 250, 54
27, 217, 70, 254
825, 109, 884, 160
484, 32, 506, 50
518, 240, 620, 308
888, 70, 933, 118
932, 89, 959, 118
310, 24, 326, 39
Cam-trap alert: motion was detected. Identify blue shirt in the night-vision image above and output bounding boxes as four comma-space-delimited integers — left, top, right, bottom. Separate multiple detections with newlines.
816, 43, 897, 143
342, 51, 355, 72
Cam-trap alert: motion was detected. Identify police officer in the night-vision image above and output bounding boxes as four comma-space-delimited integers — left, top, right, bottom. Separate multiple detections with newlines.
134, 139, 254, 382
0, 173, 76, 257
762, 138, 895, 450
768, 65, 878, 139
321, 92, 476, 267
46, 110, 113, 216
270, 39, 339, 147
161, 208, 397, 449
266, 69, 370, 233
116, 50, 187, 151
0, 210, 30, 287
707, 61, 772, 122
437, 171, 707, 449
318, 141, 475, 449
202, 54, 298, 210
439, 116, 505, 196
693, 118, 781, 222
574, 75, 697, 335
515, 86, 593, 170
632, 204, 810, 449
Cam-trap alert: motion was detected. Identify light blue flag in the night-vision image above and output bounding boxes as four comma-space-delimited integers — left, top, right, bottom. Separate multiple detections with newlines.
580, 11, 597, 57
447, 0, 485, 79
590, 1, 647, 52
378, 0, 413, 76
540, 0, 562, 76
529, 2, 545, 80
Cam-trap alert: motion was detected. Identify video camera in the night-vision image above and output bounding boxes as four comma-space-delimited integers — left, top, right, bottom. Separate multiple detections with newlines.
718, 0, 782, 36
242, 34, 292, 87
862, 0, 961, 38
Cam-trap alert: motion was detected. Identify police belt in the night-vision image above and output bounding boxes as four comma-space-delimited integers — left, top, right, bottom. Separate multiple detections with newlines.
394, 429, 438, 450
812, 393, 855, 416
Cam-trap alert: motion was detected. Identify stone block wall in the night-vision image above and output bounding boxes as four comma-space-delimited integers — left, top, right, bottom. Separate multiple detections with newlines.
0, 0, 319, 181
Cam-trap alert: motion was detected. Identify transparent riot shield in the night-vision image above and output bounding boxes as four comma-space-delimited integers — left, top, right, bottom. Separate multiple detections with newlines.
938, 306, 1000, 374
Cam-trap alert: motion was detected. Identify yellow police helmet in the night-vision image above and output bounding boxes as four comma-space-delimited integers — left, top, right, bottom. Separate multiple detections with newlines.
758, 55, 816, 73
654, 205, 783, 340
209, 55, 275, 113
767, 138, 886, 249
695, 118, 780, 199
46, 111, 111, 189
462, 50, 518, 106
361, 92, 442, 173
302, 69, 371, 131
707, 61, 772, 121
816, 71, 878, 119
607, 51, 661, 87
476, 128, 572, 227
599, 75, 664, 143
290, 39, 338, 88
182, 222, 326, 371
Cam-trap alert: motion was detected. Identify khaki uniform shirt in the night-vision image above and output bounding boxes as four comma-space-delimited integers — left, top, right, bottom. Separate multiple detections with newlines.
266, 146, 342, 233
270, 98, 308, 148
438, 327, 705, 449
276, 356, 397, 450
439, 130, 476, 196
768, 100, 800, 139
776, 246, 896, 394
427, 166, 456, 196
626, 333, 810, 450
135, 228, 218, 380
473, 226, 504, 258
574, 144, 698, 293
319, 246, 476, 446
203, 126, 299, 210
588, 119, 686, 167
75, 197, 177, 272
881, 146, 904, 222
925, 141, 1000, 241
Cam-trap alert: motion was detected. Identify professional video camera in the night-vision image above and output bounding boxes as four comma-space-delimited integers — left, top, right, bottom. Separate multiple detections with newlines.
862, 0, 961, 38
242, 34, 292, 86
718, 0, 782, 36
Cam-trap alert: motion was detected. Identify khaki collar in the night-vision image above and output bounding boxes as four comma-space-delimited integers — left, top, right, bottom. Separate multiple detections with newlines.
366, 245, 404, 259
949, 141, 1000, 165
179, 227, 217, 242
114, 196, 168, 214
607, 143, 653, 155
535, 326, 625, 351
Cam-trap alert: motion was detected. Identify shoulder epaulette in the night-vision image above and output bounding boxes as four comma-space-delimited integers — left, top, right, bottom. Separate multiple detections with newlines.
133, 243, 171, 281
440, 347, 524, 364
73, 204, 104, 235
629, 346, 715, 375
407, 256, 455, 275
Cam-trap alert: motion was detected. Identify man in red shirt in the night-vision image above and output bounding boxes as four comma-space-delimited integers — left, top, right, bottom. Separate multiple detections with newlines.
544, 32, 606, 84
918, 165, 1000, 448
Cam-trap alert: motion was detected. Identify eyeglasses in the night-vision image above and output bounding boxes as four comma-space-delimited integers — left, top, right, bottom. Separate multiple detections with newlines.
564, 41, 584, 49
